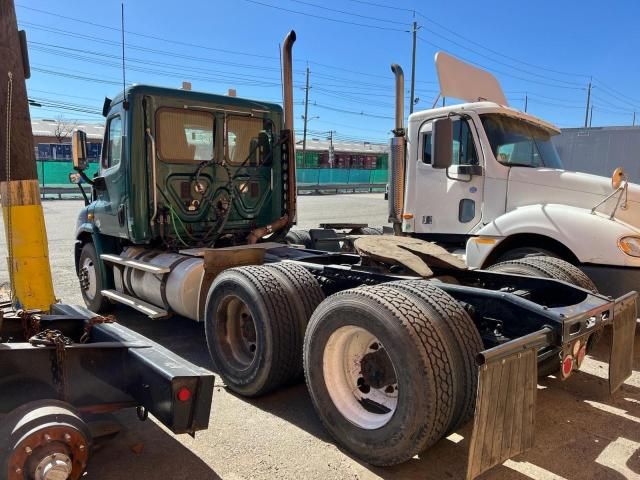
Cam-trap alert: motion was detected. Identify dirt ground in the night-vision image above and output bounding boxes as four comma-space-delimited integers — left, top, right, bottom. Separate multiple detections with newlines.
1, 195, 639, 479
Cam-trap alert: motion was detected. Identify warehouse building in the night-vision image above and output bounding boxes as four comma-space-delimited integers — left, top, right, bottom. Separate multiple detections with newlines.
552, 126, 640, 181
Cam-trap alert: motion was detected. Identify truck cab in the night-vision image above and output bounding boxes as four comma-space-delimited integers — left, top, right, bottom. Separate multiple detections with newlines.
390, 52, 640, 300
71, 81, 297, 313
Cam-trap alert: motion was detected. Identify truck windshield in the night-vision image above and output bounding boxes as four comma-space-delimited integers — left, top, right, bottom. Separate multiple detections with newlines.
480, 114, 563, 169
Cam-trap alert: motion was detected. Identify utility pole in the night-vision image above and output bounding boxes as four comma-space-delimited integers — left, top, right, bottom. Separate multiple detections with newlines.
442, 97, 446, 107
328, 130, 334, 167
524, 93, 528, 112
589, 105, 594, 128
302, 65, 310, 165
633, 111, 636, 126
584, 79, 592, 128
409, 20, 418, 114
0, 0, 56, 310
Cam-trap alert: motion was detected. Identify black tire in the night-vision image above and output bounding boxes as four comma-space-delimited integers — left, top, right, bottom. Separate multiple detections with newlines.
519, 256, 597, 292
497, 246, 557, 262
357, 226, 384, 236
78, 242, 112, 313
285, 229, 313, 248
0, 400, 91, 480
304, 285, 457, 466
265, 262, 325, 379
487, 256, 601, 375
204, 266, 302, 396
385, 281, 483, 430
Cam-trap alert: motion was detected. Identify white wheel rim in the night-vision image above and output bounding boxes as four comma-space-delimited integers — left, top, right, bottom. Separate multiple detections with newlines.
323, 325, 398, 429
81, 257, 97, 300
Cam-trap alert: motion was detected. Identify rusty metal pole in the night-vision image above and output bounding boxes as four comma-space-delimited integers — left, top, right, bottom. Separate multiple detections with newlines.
0, 0, 56, 310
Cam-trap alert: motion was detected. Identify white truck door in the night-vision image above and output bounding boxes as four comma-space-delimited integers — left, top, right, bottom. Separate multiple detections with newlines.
412, 116, 484, 235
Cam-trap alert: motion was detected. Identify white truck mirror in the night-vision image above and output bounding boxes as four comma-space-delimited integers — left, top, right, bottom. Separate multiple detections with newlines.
432, 117, 453, 169
72, 129, 88, 172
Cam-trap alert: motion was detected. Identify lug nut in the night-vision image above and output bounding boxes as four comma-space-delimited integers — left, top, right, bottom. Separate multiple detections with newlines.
25, 446, 32, 455
78, 444, 85, 451
15, 468, 22, 474
45, 434, 52, 442
64, 433, 71, 442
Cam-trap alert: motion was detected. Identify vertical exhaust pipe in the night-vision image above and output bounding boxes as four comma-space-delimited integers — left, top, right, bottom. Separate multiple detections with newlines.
388, 64, 406, 234
282, 30, 297, 225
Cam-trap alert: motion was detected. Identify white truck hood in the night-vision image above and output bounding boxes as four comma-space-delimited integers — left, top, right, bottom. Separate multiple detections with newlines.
507, 167, 640, 227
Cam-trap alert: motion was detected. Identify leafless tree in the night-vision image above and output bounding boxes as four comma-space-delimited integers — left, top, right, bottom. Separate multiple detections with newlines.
53, 116, 76, 143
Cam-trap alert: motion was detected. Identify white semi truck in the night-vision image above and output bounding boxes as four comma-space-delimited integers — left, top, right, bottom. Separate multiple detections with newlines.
388, 52, 640, 301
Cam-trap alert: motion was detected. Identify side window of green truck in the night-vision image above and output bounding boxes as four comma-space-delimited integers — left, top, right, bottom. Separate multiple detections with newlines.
102, 116, 122, 170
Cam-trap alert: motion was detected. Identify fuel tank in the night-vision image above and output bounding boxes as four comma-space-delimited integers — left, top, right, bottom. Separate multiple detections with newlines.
114, 247, 205, 321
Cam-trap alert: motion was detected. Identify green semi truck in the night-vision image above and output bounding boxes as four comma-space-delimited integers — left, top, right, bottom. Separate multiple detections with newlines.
69, 31, 636, 479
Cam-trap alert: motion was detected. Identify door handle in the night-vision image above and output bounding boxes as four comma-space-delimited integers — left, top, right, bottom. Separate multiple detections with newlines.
118, 204, 126, 227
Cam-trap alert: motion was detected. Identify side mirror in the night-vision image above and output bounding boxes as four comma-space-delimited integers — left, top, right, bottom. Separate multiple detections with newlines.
68, 172, 83, 184
72, 129, 88, 171
431, 117, 453, 169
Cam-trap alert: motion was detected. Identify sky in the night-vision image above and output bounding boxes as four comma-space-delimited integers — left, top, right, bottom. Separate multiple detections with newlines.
17, 0, 640, 144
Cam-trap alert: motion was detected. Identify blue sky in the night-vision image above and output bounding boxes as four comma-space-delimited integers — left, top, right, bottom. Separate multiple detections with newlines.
18, 0, 640, 143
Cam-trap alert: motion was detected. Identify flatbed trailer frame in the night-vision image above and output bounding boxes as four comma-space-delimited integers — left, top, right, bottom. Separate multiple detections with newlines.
0, 302, 214, 479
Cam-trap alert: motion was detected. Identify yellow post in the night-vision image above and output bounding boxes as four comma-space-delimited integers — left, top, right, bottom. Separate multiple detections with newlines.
1, 179, 56, 310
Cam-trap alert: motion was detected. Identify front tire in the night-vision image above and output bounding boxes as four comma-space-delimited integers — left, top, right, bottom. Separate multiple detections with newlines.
487, 256, 601, 375
304, 285, 458, 466
78, 242, 112, 313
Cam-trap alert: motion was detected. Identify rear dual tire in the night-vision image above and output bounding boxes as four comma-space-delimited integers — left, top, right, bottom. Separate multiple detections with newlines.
204, 263, 323, 396
304, 283, 480, 466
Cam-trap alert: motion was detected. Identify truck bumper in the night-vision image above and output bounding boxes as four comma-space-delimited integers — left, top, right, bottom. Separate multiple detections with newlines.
466, 291, 637, 480
581, 263, 640, 304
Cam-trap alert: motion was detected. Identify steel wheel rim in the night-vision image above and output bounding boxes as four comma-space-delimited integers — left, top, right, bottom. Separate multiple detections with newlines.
215, 295, 258, 370
323, 325, 398, 430
80, 257, 97, 300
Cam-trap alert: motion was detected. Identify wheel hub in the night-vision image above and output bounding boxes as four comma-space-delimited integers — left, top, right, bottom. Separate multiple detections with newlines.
78, 267, 89, 291
34, 452, 72, 480
360, 347, 396, 390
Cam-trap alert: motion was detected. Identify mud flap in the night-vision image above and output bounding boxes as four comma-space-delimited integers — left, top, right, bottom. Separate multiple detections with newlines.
609, 292, 637, 394
466, 340, 542, 480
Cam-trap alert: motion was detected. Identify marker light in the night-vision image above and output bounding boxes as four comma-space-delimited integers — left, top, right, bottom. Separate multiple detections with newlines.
572, 339, 581, 357
576, 345, 587, 368
177, 387, 192, 402
561, 355, 574, 378
618, 236, 640, 257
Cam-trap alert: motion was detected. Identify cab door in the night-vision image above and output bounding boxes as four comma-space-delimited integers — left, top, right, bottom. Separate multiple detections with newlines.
93, 108, 128, 238
412, 116, 484, 236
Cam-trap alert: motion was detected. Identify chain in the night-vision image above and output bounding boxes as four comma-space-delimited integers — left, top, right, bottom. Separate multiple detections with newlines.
4, 72, 15, 306
29, 329, 72, 400
80, 314, 115, 343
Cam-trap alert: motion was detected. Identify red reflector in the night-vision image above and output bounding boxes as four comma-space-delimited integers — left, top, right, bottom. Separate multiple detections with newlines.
177, 387, 192, 402
561, 355, 574, 378
576, 345, 587, 368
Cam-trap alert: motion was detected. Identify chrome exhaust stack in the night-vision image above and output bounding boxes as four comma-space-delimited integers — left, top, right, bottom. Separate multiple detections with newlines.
282, 30, 297, 225
388, 64, 406, 233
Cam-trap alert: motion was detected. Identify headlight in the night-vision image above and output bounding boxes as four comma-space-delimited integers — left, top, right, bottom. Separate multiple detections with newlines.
618, 236, 640, 257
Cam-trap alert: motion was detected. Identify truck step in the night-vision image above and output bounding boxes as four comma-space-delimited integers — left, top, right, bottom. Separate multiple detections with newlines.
101, 290, 169, 319
100, 254, 170, 274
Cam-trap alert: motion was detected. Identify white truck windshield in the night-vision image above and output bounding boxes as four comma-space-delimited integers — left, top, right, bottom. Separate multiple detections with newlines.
480, 114, 563, 169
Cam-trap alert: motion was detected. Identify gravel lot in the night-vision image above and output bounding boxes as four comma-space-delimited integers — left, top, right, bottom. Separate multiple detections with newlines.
1, 195, 639, 480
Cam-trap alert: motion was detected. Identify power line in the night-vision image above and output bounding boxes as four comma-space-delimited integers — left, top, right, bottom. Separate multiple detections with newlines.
241, 0, 408, 32
342, 0, 414, 12
415, 11, 589, 79
287, 0, 408, 26
418, 36, 586, 91
422, 27, 584, 87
